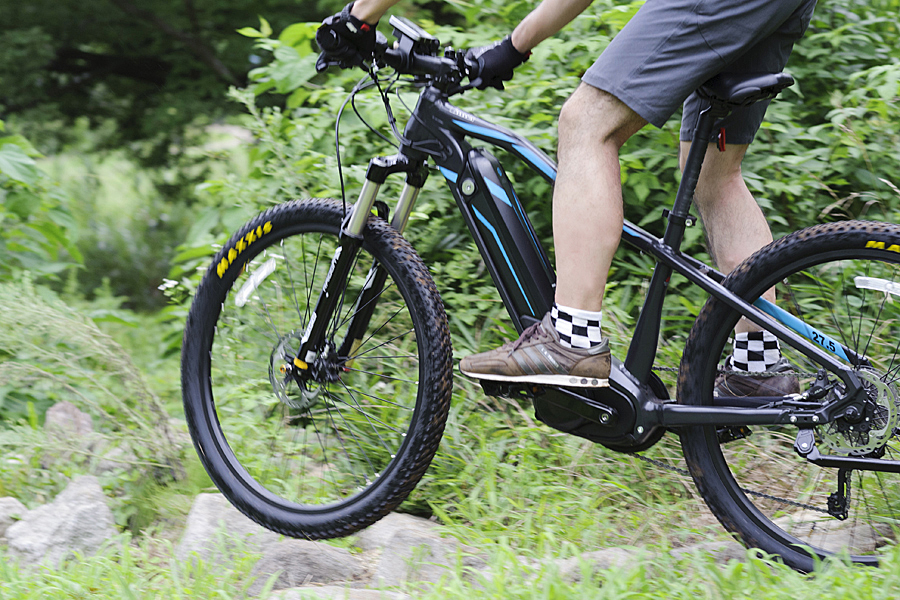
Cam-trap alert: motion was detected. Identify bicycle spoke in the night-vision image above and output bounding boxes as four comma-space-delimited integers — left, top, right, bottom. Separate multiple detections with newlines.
203, 205, 431, 508
342, 366, 419, 387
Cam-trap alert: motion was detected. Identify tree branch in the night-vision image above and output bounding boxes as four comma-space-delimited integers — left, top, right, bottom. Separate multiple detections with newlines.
108, 0, 240, 85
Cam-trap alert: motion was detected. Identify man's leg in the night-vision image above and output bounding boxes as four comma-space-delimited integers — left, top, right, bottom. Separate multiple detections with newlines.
457, 83, 643, 386
686, 141, 797, 394
553, 83, 646, 312
681, 141, 774, 335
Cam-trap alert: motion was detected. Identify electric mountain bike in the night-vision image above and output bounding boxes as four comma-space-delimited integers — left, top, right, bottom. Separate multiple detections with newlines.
182, 17, 900, 572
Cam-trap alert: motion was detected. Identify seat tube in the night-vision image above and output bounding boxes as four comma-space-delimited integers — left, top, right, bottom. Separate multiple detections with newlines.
664, 104, 721, 248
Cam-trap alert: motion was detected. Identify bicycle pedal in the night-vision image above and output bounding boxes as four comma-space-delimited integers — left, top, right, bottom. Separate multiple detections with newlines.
479, 380, 542, 399
717, 425, 752, 444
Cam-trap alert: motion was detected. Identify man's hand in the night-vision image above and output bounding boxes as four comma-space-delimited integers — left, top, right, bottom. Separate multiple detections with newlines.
466, 36, 531, 90
316, 2, 379, 71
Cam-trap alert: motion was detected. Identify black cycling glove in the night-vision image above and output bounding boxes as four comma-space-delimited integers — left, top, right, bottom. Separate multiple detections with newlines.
316, 2, 379, 71
466, 36, 530, 90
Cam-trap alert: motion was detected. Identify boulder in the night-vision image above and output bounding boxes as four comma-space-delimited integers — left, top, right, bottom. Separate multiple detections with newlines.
175, 493, 279, 564
669, 540, 748, 563
554, 547, 638, 583
372, 527, 485, 586
0, 497, 28, 541
269, 586, 409, 600
247, 539, 366, 596
44, 401, 93, 438
353, 513, 439, 552
5, 476, 116, 566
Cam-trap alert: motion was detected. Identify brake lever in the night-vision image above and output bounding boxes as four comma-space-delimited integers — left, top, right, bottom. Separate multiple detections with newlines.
446, 81, 479, 96
316, 31, 390, 74
316, 52, 342, 73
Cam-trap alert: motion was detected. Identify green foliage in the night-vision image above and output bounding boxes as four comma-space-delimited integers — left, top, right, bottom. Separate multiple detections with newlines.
409, 382, 700, 551
0, 277, 183, 497
0, 539, 263, 599
0, 0, 349, 150
0, 121, 82, 281
742, 0, 900, 230
1, 0, 896, 591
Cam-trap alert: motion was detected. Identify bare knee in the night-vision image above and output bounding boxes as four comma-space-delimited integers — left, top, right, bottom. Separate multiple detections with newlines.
681, 141, 749, 209
558, 85, 646, 151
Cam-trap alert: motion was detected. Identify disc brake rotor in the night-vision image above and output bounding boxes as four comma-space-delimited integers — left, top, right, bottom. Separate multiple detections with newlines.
818, 369, 900, 455
268, 331, 321, 411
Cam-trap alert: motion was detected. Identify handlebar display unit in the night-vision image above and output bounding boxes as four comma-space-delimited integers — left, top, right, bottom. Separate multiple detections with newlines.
389, 15, 439, 53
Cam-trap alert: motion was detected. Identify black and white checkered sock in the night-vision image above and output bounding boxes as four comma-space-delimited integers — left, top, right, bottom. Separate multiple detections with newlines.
731, 331, 780, 372
551, 303, 603, 349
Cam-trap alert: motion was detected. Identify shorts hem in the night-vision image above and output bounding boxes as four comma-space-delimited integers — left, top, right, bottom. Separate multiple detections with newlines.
580, 75, 671, 129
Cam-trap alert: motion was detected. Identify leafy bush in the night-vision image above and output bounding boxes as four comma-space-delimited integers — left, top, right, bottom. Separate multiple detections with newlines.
0, 275, 184, 526
0, 120, 82, 281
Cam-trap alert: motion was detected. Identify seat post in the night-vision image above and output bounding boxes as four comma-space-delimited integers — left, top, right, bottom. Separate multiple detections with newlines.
663, 102, 729, 248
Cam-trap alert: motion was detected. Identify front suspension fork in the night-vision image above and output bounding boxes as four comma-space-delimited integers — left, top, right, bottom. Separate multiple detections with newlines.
295, 156, 427, 371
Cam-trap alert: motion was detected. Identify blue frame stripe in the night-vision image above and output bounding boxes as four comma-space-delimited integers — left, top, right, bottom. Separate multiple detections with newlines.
484, 179, 512, 207
452, 120, 517, 144
754, 297, 850, 362
440, 167, 458, 183
512, 144, 556, 181
472, 205, 534, 314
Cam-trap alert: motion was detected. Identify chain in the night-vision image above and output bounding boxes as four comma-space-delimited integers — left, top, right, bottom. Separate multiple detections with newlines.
654, 365, 821, 378
635, 453, 830, 515
637, 365, 835, 514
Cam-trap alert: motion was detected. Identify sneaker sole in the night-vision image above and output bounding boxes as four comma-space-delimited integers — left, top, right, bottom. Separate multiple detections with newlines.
460, 369, 609, 388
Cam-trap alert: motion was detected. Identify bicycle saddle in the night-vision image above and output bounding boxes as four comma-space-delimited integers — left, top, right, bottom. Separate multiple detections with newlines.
698, 72, 795, 107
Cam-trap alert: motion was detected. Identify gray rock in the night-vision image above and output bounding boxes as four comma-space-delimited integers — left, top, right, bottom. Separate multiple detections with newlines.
94, 446, 139, 476
6, 476, 116, 566
247, 540, 365, 596
0, 497, 28, 541
774, 509, 889, 555
353, 513, 439, 552
669, 540, 748, 563
44, 401, 93, 438
269, 586, 409, 600
372, 527, 485, 586
555, 548, 638, 583
175, 493, 279, 564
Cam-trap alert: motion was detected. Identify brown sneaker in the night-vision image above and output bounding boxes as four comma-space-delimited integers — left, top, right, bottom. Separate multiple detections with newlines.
714, 357, 800, 397
459, 313, 611, 388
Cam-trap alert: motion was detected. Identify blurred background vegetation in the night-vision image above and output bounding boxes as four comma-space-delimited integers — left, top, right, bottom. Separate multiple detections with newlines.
0, 0, 898, 590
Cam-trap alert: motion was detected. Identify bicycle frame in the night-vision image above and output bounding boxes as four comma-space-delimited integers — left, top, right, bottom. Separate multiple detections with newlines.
298, 79, 871, 447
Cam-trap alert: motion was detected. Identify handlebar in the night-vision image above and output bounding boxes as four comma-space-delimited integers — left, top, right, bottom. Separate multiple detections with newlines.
317, 16, 478, 94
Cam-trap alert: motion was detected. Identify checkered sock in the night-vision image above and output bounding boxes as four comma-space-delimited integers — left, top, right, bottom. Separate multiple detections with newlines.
731, 331, 781, 372
551, 303, 603, 349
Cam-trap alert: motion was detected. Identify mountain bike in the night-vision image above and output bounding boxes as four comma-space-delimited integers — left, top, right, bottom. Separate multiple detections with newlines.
181, 17, 900, 572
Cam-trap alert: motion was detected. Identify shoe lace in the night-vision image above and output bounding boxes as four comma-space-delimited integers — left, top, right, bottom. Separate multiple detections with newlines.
508, 321, 545, 353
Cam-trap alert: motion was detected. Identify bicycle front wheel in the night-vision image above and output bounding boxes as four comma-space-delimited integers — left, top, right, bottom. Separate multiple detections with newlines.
680, 221, 900, 571
181, 198, 452, 539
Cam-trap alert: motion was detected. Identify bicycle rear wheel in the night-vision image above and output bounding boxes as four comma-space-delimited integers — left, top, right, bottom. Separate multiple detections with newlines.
680, 221, 900, 571
181, 198, 452, 539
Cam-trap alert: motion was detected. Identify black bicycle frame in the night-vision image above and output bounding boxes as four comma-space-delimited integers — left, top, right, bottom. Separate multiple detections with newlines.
299, 81, 868, 434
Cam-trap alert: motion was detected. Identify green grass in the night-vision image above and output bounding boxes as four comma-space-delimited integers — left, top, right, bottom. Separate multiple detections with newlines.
0, 537, 263, 599
3, 251, 899, 599
408, 543, 900, 600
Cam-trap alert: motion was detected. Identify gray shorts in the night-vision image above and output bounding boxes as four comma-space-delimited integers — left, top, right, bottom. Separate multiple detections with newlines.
582, 0, 817, 143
